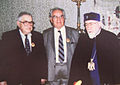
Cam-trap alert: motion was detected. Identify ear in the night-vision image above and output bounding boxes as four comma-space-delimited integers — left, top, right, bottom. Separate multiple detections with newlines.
17, 21, 20, 27
50, 17, 53, 23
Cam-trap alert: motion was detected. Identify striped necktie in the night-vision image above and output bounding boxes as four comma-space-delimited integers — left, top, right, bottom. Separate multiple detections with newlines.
25, 35, 31, 56
90, 39, 100, 85
58, 31, 64, 63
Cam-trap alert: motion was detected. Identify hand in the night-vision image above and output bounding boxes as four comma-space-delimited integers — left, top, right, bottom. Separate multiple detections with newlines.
41, 79, 47, 85
0, 81, 7, 85
74, 80, 82, 85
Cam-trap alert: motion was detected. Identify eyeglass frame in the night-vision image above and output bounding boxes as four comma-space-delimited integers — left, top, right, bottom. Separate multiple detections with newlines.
51, 15, 65, 19
19, 21, 34, 25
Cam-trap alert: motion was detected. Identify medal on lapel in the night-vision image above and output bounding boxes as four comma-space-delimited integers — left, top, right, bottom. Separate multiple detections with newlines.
66, 38, 70, 43
88, 58, 95, 71
31, 42, 35, 47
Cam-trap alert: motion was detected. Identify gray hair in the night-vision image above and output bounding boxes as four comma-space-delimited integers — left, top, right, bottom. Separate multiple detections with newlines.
17, 11, 33, 21
49, 7, 66, 18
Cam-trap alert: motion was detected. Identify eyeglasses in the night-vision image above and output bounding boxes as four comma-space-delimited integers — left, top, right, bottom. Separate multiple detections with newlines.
20, 21, 34, 25
52, 15, 64, 19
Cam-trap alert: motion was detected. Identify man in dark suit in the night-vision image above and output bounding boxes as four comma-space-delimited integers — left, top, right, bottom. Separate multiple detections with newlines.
43, 7, 79, 85
68, 12, 120, 85
1, 12, 48, 85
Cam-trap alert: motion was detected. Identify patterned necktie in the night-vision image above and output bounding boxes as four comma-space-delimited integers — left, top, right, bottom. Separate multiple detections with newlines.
90, 39, 100, 85
25, 35, 31, 56
58, 31, 64, 63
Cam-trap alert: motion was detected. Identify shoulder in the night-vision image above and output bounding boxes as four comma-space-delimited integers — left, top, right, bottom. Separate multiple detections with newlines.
32, 31, 43, 40
97, 29, 118, 46
66, 26, 80, 38
66, 26, 78, 32
66, 26, 79, 34
32, 30, 42, 36
2, 29, 18, 35
2, 29, 18, 40
99, 29, 117, 39
43, 27, 53, 38
43, 27, 53, 34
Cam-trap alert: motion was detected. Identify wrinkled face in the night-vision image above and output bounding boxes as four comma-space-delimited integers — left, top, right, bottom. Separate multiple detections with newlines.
85, 20, 101, 39
50, 10, 65, 30
17, 15, 34, 35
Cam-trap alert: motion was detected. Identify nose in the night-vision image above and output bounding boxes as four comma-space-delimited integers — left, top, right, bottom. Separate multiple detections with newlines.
86, 26, 92, 32
56, 17, 61, 22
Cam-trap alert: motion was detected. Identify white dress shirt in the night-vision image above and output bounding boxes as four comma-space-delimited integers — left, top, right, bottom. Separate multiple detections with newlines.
54, 26, 67, 63
19, 29, 32, 51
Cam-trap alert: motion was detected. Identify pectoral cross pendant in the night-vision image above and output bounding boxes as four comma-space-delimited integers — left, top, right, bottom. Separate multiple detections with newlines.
88, 59, 95, 71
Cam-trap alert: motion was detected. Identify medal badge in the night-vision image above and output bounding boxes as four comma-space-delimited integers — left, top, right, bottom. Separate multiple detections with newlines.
66, 38, 70, 43
31, 42, 35, 47
88, 58, 95, 71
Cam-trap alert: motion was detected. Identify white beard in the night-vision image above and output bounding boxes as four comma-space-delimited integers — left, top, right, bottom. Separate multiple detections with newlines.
88, 33, 96, 39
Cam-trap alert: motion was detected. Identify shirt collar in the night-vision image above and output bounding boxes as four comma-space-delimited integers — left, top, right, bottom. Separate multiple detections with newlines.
54, 26, 65, 32
19, 29, 32, 38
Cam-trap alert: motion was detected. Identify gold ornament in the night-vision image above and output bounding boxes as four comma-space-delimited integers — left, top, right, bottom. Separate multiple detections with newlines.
74, 80, 82, 85
88, 59, 95, 71
66, 38, 70, 43
31, 42, 35, 47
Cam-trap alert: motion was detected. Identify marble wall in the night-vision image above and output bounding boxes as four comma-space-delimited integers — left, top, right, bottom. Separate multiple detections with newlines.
0, 0, 120, 38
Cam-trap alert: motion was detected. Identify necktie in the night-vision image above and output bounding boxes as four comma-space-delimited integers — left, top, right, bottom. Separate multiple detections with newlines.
25, 35, 31, 56
90, 39, 100, 85
58, 31, 64, 63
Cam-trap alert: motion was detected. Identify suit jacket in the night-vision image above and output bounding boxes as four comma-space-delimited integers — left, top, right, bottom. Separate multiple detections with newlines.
68, 29, 120, 85
1, 28, 48, 85
43, 26, 79, 82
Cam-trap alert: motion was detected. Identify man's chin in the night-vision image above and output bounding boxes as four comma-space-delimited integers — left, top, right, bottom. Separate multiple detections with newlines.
88, 34, 95, 39
24, 31, 32, 34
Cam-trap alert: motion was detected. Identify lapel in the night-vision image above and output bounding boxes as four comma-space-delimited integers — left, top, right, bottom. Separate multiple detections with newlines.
16, 29, 27, 54
31, 32, 35, 53
66, 27, 72, 63
66, 26, 72, 43
50, 27, 55, 54
29, 31, 38, 55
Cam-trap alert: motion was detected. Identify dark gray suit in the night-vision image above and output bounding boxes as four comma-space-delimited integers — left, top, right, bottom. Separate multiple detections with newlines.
43, 26, 79, 85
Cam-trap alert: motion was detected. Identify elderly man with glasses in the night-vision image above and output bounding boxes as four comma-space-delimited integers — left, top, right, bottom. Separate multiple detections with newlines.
43, 7, 79, 85
0, 12, 48, 85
